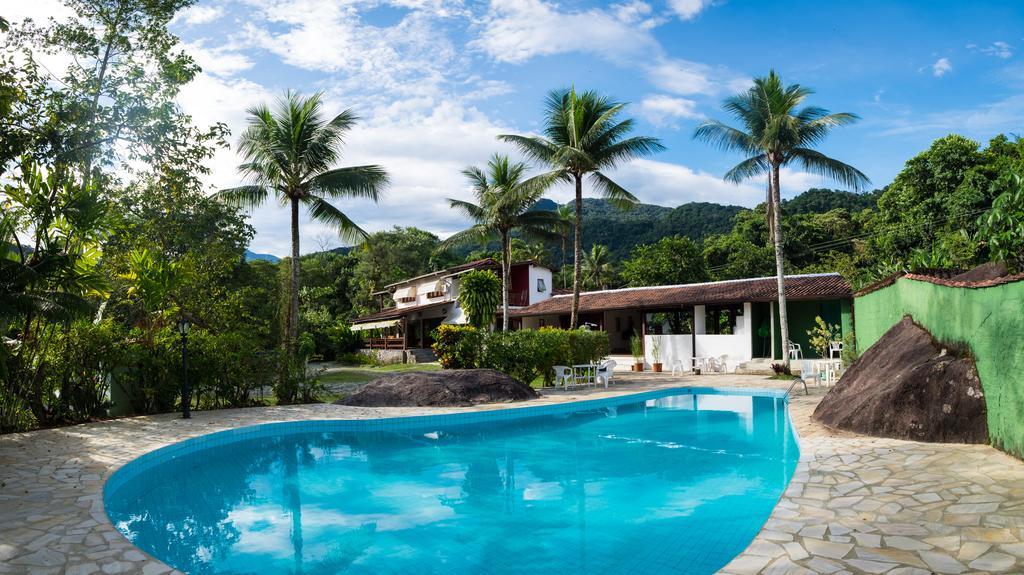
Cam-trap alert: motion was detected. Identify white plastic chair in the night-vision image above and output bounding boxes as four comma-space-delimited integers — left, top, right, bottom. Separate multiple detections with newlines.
705, 356, 727, 374
596, 360, 616, 388
716, 354, 729, 373
800, 359, 820, 386
787, 341, 803, 360
670, 358, 688, 376
553, 365, 574, 389
829, 341, 843, 359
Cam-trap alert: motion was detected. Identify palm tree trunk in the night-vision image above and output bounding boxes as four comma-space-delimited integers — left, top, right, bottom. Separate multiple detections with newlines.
501, 230, 510, 332
770, 163, 790, 367
288, 197, 301, 354
570, 174, 583, 329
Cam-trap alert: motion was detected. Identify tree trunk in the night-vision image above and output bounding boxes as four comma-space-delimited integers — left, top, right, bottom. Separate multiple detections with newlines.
501, 230, 510, 332
287, 197, 301, 354
770, 162, 790, 367
570, 174, 583, 329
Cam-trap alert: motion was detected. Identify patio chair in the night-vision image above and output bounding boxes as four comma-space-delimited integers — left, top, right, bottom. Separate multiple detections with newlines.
706, 356, 727, 374
670, 358, 688, 376
829, 341, 843, 359
787, 341, 803, 360
553, 365, 574, 389
596, 360, 617, 388
799, 359, 820, 386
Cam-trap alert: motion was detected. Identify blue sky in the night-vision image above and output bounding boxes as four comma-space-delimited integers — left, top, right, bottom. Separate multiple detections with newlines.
15, 0, 1024, 255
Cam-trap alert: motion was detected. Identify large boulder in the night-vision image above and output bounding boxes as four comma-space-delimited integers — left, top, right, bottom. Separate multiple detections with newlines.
337, 369, 539, 407
813, 317, 987, 443
950, 261, 1009, 282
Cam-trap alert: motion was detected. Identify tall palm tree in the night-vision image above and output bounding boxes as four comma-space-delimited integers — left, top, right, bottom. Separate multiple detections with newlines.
581, 244, 613, 290
500, 88, 663, 328
441, 154, 558, 331
694, 70, 868, 365
218, 91, 389, 353
554, 204, 574, 287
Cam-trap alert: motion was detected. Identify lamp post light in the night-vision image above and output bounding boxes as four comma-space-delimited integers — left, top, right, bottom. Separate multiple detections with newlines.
177, 318, 191, 419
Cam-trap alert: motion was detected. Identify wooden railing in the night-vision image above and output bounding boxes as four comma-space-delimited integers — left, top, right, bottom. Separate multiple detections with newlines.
366, 337, 406, 350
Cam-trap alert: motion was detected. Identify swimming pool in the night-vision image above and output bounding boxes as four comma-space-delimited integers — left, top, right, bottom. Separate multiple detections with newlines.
105, 388, 798, 574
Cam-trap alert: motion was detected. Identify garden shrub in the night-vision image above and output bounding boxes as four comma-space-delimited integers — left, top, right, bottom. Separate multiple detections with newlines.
437, 326, 609, 386
432, 324, 483, 368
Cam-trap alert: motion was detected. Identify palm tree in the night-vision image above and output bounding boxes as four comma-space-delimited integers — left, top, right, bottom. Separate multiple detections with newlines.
218, 91, 389, 353
500, 88, 663, 328
581, 244, 613, 290
554, 204, 574, 287
441, 154, 558, 331
694, 70, 868, 365
510, 239, 551, 267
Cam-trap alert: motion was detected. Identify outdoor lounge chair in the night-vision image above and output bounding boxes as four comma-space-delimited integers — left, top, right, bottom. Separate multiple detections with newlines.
829, 341, 843, 359
596, 360, 616, 388
799, 359, 820, 386
553, 366, 574, 389
787, 341, 803, 360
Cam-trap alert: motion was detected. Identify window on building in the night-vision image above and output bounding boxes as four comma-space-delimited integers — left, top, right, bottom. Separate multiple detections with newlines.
537, 278, 546, 292
645, 309, 694, 335
704, 304, 743, 335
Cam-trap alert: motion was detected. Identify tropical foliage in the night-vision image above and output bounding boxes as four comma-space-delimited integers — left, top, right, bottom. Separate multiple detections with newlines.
501, 87, 663, 328
218, 92, 389, 357
456, 270, 502, 329
694, 70, 869, 365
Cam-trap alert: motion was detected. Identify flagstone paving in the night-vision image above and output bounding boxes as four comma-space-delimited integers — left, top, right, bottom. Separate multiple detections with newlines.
2, 374, 1023, 574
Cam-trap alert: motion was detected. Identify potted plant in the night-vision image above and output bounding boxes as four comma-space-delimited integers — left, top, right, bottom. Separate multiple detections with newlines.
650, 337, 663, 372
630, 332, 644, 372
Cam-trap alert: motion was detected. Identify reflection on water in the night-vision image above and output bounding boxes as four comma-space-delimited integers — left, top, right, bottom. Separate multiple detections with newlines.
107, 393, 797, 575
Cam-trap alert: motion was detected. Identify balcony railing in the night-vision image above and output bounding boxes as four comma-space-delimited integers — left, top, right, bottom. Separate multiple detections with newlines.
509, 289, 529, 307
366, 336, 406, 350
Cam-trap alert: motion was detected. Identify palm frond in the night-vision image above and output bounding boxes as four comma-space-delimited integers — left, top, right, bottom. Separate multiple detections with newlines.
590, 171, 638, 210
789, 147, 871, 190
723, 155, 769, 184
214, 185, 270, 210
307, 165, 389, 201
693, 120, 758, 154
303, 196, 368, 244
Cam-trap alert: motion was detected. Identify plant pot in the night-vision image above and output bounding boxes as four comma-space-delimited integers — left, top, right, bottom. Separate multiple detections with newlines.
634, 362, 644, 372
652, 362, 662, 373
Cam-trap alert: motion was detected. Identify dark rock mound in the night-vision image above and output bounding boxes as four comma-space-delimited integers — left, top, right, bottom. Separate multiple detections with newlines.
337, 369, 539, 407
813, 317, 987, 443
951, 261, 1009, 282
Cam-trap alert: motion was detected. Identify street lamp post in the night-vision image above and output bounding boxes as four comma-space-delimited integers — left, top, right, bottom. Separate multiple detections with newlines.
177, 318, 191, 419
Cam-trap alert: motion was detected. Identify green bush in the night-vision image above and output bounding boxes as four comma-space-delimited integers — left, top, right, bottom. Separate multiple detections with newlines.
432, 324, 483, 369
438, 326, 609, 386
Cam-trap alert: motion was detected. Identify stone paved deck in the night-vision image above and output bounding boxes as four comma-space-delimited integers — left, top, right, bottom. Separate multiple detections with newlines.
1, 374, 1023, 574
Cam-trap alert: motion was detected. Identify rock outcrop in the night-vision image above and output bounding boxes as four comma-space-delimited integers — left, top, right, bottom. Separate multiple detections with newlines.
813, 317, 987, 443
337, 369, 539, 407
950, 261, 1009, 282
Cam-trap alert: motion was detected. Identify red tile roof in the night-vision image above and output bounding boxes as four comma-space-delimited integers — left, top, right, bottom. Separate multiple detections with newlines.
509, 273, 852, 317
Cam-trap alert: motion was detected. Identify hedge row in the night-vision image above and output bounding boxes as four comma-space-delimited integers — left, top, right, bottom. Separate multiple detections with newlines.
432, 325, 610, 386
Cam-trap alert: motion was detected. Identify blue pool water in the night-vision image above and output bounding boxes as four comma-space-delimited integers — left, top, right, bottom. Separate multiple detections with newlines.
105, 388, 798, 575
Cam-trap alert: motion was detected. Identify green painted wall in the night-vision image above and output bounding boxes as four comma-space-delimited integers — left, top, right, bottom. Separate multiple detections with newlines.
770, 298, 851, 359
855, 278, 1024, 457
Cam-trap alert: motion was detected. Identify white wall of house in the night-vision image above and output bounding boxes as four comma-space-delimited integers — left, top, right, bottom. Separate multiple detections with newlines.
642, 302, 754, 372
521, 314, 560, 329
527, 266, 554, 305
393, 275, 453, 309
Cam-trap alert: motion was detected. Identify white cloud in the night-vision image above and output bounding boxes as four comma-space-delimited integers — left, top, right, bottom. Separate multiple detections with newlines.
982, 41, 1013, 59
932, 57, 952, 77
637, 94, 701, 127
879, 94, 1024, 138
184, 40, 254, 77
668, 0, 713, 21
608, 159, 824, 208
174, 5, 225, 26
471, 0, 659, 65
613, 0, 665, 30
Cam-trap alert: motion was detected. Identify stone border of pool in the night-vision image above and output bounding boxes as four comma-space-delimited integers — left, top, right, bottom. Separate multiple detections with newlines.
2, 374, 1023, 574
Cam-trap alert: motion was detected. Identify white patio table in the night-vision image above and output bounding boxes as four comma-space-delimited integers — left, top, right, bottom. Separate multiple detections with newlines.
573, 364, 599, 387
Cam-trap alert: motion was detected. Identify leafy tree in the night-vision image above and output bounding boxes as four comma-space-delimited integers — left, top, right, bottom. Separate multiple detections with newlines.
442, 154, 558, 330
694, 70, 868, 365
510, 239, 551, 267
581, 244, 614, 290
782, 188, 881, 215
457, 270, 501, 329
978, 173, 1024, 271
554, 203, 574, 281
621, 236, 709, 287
352, 227, 452, 312
218, 92, 389, 354
501, 87, 663, 328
